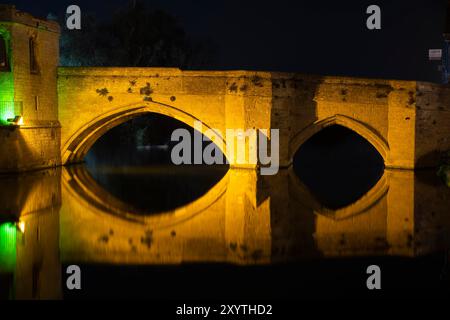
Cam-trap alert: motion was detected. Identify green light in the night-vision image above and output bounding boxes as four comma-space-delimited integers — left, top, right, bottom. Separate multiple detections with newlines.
0, 27, 15, 125
0, 83, 15, 125
0, 101, 15, 124
0, 222, 16, 273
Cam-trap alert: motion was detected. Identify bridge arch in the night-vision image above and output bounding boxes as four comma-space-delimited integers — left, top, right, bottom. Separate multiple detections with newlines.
289, 114, 390, 165
61, 101, 227, 165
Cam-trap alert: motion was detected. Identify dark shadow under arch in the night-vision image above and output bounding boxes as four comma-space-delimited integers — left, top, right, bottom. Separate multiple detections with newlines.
289, 114, 389, 165
62, 164, 230, 225
62, 101, 228, 165
79, 112, 229, 214
292, 124, 385, 210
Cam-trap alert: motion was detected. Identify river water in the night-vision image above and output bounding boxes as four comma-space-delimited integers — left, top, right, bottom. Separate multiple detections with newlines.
0, 124, 449, 300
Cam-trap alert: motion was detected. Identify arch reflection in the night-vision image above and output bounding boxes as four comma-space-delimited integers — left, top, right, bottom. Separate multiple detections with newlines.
288, 168, 389, 221
60, 167, 271, 265
0, 166, 449, 299
62, 164, 229, 225
58, 165, 450, 265
268, 169, 450, 260
292, 125, 385, 209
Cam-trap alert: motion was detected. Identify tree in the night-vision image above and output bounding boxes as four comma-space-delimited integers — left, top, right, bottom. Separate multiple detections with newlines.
59, 0, 216, 68
58, 1, 217, 150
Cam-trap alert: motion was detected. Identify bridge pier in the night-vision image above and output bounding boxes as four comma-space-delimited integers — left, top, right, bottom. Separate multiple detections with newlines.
224, 169, 271, 264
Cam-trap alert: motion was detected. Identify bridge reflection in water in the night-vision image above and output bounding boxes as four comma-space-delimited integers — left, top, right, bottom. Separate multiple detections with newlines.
0, 166, 449, 299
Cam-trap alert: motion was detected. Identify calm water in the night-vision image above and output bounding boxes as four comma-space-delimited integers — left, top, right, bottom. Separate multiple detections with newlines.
1, 123, 449, 300
1, 163, 449, 299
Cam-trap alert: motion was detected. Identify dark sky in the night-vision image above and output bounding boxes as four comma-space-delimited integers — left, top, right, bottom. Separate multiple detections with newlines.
11, 0, 448, 82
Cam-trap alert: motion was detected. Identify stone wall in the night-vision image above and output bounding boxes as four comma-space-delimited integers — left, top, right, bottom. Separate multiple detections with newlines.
0, 126, 60, 173
1, 6, 450, 172
415, 82, 450, 167
0, 5, 61, 173
57, 67, 273, 167
58, 67, 450, 170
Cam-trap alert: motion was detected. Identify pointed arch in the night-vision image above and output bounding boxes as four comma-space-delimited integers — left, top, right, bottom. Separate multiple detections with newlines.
61, 100, 227, 164
289, 114, 389, 164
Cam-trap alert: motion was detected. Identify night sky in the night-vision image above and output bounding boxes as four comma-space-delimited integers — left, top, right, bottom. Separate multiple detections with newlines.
11, 0, 448, 82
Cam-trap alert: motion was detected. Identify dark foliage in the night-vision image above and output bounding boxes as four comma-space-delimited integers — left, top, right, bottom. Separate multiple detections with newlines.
59, 0, 216, 68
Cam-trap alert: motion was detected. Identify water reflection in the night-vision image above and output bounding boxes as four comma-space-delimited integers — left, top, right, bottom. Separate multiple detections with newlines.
0, 165, 449, 299
84, 164, 229, 214
0, 169, 61, 299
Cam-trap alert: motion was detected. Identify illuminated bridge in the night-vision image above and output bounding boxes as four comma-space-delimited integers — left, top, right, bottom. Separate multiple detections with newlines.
1, 5, 449, 172
57, 67, 450, 170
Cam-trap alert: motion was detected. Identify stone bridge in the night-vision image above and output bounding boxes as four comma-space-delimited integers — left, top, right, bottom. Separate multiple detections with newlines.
58, 67, 450, 170
1, 5, 450, 173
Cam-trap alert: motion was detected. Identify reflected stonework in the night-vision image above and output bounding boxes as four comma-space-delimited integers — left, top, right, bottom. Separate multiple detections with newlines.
60, 166, 270, 265
1, 3, 450, 302
0, 169, 61, 300
261, 168, 450, 260
0, 165, 449, 299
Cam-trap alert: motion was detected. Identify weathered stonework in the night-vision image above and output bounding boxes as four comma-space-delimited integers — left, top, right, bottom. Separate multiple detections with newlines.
0, 126, 60, 172
0, 5, 60, 173
58, 69, 450, 170
0, 6, 449, 172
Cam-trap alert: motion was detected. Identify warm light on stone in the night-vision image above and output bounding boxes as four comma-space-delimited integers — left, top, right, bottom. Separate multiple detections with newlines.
0, 5, 449, 173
